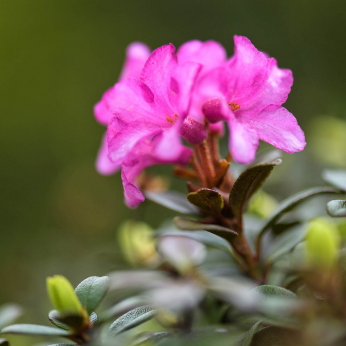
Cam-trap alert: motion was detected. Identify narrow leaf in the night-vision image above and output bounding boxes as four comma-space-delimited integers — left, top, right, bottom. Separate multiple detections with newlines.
322, 169, 346, 191
230, 159, 281, 224
327, 200, 346, 217
89, 312, 98, 325
251, 326, 301, 345
174, 217, 238, 237
132, 331, 172, 345
187, 189, 224, 213
145, 190, 200, 215
0, 304, 22, 330
243, 321, 262, 346
75, 276, 109, 314
159, 229, 233, 254
1, 324, 71, 336
109, 306, 156, 336
257, 187, 344, 237
253, 285, 296, 300
252, 149, 282, 165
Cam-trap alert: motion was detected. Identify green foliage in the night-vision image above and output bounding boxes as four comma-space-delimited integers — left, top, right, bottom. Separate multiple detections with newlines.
187, 189, 224, 213
327, 200, 346, 217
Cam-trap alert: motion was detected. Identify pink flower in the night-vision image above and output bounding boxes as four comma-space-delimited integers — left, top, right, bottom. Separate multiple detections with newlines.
94, 42, 151, 175
104, 44, 201, 207
200, 36, 306, 164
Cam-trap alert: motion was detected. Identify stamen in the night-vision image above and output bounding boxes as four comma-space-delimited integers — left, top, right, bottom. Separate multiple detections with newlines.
229, 102, 240, 112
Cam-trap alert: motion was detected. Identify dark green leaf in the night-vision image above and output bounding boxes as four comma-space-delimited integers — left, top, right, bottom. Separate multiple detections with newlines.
243, 321, 262, 346
229, 159, 281, 224
145, 190, 200, 215
0, 304, 22, 329
159, 229, 233, 254
0, 339, 8, 346
322, 169, 346, 191
327, 200, 346, 217
48, 310, 69, 330
187, 189, 224, 213
108, 305, 156, 336
1, 324, 71, 336
174, 217, 238, 239
251, 326, 301, 346
75, 276, 109, 314
57, 314, 85, 330
132, 331, 172, 345
257, 187, 344, 237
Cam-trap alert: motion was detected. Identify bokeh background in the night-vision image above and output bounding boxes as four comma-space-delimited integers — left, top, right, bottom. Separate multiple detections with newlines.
1, 1, 346, 344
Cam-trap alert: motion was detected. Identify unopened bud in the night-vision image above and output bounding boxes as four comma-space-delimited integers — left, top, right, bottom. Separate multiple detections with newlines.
305, 218, 340, 270
47, 275, 85, 317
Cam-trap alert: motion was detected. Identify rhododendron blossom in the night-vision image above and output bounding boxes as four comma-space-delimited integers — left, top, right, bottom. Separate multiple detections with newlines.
200, 36, 306, 163
94, 36, 306, 208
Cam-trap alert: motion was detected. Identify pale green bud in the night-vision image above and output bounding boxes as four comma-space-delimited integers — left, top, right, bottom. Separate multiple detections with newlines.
305, 218, 340, 269
47, 275, 85, 317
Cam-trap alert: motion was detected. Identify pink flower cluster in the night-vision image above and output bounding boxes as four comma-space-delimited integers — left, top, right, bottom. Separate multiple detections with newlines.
94, 36, 306, 208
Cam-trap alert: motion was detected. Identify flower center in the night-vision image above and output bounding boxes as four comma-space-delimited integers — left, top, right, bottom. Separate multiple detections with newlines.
166, 114, 178, 124
229, 102, 240, 112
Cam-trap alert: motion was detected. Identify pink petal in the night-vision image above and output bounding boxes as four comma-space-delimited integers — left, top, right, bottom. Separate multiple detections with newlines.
121, 170, 145, 208
209, 122, 225, 137
107, 117, 161, 166
177, 40, 227, 73
243, 105, 306, 153
105, 78, 169, 128
119, 42, 151, 81
140, 44, 178, 115
96, 133, 120, 175
227, 36, 293, 112
228, 118, 259, 164
171, 61, 202, 117
94, 89, 114, 125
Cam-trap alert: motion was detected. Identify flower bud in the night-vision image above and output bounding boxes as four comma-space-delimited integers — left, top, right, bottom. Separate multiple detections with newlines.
118, 221, 158, 266
47, 275, 85, 317
305, 218, 340, 270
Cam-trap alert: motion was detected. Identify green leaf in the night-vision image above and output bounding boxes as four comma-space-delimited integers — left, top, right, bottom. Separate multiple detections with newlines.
251, 326, 301, 346
322, 169, 346, 191
75, 276, 109, 314
48, 310, 69, 330
145, 190, 200, 215
89, 312, 98, 325
174, 217, 238, 239
159, 229, 233, 254
230, 159, 281, 224
99, 296, 147, 322
0, 304, 22, 330
257, 187, 344, 237
0, 339, 8, 346
132, 331, 172, 345
187, 189, 224, 213
252, 149, 282, 165
242, 321, 262, 346
47, 344, 77, 346
1, 324, 71, 336
327, 200, 346, 217
108, 305, 156, 336
253, 285, 296, 300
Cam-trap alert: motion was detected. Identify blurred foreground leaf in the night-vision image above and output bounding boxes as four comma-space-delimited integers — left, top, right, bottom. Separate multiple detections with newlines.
0, 304, 22, 330
243, 321, 262, 346
322, 170, 346, 191
1, 324, 71, 336
145, 190, 200, 215
132, 331, 172, 345
109, 305, 156, 336
327, 200, 346, 217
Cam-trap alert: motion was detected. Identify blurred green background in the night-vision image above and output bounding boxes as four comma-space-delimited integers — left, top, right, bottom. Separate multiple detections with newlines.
1, 0, 346, 344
